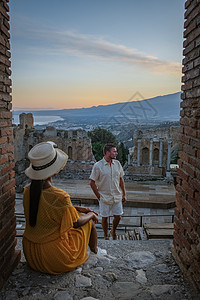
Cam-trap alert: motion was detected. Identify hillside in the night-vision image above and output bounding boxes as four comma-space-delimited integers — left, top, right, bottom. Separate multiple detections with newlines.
13, 92, 181, 125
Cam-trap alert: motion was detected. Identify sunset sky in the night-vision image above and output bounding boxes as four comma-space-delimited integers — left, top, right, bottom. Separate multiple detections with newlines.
10, 0, 185, 110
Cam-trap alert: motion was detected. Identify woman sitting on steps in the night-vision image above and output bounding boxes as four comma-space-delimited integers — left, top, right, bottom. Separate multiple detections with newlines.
23, 141, 98, 274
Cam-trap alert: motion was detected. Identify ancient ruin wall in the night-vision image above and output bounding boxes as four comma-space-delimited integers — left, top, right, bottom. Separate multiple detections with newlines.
172, 0, 200, 290
0, 0, 20, 288
13, 115, 95, 191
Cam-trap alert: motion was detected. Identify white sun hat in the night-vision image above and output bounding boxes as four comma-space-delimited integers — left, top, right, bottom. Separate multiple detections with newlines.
25, 141, 68, 180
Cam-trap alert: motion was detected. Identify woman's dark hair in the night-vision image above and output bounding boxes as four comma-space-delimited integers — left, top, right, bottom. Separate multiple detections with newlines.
29, 180, 43, 227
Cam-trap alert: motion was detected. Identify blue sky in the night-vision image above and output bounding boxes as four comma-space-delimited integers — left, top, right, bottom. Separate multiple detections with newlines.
10, 0, 185, 110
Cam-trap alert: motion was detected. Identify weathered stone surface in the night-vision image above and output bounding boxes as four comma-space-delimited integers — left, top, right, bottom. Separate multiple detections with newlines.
80, 298, 99, 300
111, 281, 142, 299
136, 269, 147, 284
150, 284, 176, 296
153, 263, 170, 273
126, 251, 156, 268
0, 240, 198, 300
75, 274, 92, 287
54, 291, 73, 300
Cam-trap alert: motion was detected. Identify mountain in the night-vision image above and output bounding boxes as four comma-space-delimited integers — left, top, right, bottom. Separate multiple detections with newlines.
13, 92, 181, 125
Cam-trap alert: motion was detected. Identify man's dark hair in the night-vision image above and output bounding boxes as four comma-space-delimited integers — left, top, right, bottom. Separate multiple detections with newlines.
103, 143, 117, 155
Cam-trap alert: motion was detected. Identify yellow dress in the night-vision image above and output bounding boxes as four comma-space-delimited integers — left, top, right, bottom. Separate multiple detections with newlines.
22, 185, 92, 274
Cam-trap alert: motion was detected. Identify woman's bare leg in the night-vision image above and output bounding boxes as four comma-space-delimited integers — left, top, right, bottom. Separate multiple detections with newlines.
89, 220, 98, 253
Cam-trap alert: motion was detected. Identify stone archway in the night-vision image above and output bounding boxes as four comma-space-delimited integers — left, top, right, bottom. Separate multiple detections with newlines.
153, 148, 159, 164
142, 147, 149, 165
68, 146, 72, 159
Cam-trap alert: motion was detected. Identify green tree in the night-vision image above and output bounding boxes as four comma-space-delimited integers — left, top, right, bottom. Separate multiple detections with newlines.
88, 128, 117, 161
88, 127, 117, 144
117, 142, 129, 166
88, 128, 128, 165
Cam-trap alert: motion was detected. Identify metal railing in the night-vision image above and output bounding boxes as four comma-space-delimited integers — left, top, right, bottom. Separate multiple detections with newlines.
15, 196, 174, 238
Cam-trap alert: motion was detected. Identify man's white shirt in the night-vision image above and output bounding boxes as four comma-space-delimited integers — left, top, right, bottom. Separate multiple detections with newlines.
90, 157, 124, 204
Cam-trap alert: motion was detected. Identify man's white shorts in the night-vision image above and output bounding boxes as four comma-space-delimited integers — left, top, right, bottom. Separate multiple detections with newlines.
99, 200, 123, 217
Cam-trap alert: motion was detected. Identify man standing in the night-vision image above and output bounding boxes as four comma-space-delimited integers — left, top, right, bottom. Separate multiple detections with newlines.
90, 144, 126, 240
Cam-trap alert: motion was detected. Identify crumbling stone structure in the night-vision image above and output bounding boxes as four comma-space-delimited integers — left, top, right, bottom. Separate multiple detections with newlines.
172, 0, 200, 290
0, 0, 20, 289
13, 113, 95, 191
126, 127, 179, 179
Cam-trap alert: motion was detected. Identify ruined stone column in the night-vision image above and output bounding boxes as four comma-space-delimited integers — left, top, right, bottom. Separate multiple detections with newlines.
137, 139, 141, 166
167, 139, 172, 172
128, 153, 131, 165
149, 139, 153, 166
159, 138, 163, 167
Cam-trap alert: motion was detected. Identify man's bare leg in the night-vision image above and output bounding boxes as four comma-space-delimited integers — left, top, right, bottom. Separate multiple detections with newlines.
111, 215, 121, 240
89, 220, 98, 253
102, 217, 109, 239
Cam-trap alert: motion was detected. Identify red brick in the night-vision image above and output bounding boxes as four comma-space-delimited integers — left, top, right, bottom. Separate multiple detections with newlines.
192, 209, 200, 225
188, 156, 200, 170
9, 170, 15, 179
174, 231, 184, 248
0, 93, 11, 102
194, 57, 200, 67
0, 136, 7, 145
0, 127, 12, 137
182, 61, 194, 72
182, 179, 195, 196
1, 161, 15, 175
177, 167, 189, 182
184, 20, 197, 38
189, 118, 198, 128
0, 120, 12, 127
8, 153, 14, 162
190, 137, 200, 150
183, 41, 195, 56
0, 174, 9, 186
180, 117, 190, 126
184, 163, 196, 178
186, 87, 200, 98
189, 177, 200, 192
179, 151, 190, 163
0, 155, 8, 166
179, 133, 191, 144
0, 6, 9, 20
2, 179, 15, 193
194, 108, 200, 118
184, 4, 200, 27
183, 209, 198, 230
3, 18, 10, 31
185, 27, 200, 47
0, 144, 14, 155
0, 24, 10, 38
7, 135, 13, 143
180, 197, 194, 215
185, 68, 200, 79
183, 144, 197, 157
174, 207, 180, 218
0, 111, 12, 119
194, 190, 199, 200
185, 0, 191, 10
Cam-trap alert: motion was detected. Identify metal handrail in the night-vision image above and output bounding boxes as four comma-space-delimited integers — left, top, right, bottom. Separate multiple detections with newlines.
15, 196, 174, 234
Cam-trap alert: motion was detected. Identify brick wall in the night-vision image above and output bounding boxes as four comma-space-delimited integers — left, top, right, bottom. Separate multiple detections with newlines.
0, 0, 20, 289
172, 0, 200, 290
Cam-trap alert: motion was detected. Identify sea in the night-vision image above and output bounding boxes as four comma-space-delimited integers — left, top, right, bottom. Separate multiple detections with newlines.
12, 114, 64, 126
